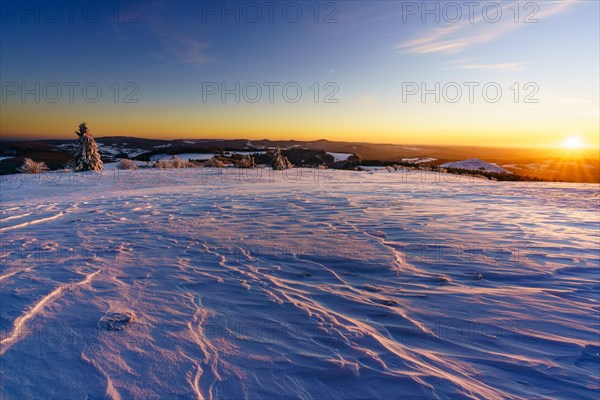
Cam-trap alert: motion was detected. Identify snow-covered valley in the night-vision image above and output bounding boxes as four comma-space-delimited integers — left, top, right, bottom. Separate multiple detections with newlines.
0, 168, 598, 399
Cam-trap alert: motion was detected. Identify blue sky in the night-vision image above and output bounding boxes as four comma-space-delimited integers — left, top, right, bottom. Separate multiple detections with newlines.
1, 0, 598, 147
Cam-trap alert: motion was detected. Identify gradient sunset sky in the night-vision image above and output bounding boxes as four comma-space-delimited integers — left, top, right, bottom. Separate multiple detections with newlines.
1, 0, 598, 148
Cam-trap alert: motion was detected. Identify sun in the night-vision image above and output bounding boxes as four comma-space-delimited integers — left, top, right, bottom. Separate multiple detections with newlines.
563, 136, 583, 149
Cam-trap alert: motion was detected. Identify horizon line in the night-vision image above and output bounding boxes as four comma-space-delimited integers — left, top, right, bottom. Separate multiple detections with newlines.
1, 135, 599, 152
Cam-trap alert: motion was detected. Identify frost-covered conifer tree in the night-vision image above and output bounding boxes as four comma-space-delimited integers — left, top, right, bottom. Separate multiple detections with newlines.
72, 122, 103, 171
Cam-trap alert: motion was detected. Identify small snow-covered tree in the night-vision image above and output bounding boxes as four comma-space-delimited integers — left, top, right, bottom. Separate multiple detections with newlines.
72, 122, 103, 171
18, 158, 49, 174
270, 147, 293, 170
236, 155, 257, 168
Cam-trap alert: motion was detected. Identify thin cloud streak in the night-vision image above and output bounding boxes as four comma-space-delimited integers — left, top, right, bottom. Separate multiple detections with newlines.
149, 31, 211, 67
142, 3, 211, 67
443, 62, 525, 72
395, 0, 578, 54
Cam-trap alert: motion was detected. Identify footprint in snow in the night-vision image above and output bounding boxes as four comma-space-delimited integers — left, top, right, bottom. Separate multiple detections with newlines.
99, 312, 136, 331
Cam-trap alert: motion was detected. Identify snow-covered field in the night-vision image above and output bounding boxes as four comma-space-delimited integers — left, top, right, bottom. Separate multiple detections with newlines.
441, 159, 511, 174
150, 152, 267, 162
0, 168, 598, 399
149, 153, 216, 161
402, 157, 437, 164
327, 153, 353, 162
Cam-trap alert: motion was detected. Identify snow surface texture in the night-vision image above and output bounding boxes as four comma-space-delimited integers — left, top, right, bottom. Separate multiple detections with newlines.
440, 159, 511, 174
0, 168, 598, 399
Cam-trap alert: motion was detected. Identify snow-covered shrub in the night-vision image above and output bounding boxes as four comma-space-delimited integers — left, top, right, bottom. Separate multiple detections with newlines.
154, 157, 193, 169
118, 159, 138, 170
171, 157, 189, 168
18, 158, 49, 174
204, 157, 225, 168
236, 155, 257, 168
188, 160, 204, 168
72, 123, 103, 171
154, 159, 172, 169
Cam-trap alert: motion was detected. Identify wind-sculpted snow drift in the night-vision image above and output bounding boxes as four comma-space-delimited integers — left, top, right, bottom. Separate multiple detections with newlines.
0, 168, 598, 399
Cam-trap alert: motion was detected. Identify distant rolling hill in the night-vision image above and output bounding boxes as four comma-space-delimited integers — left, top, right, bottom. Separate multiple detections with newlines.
0, 137, 598, 183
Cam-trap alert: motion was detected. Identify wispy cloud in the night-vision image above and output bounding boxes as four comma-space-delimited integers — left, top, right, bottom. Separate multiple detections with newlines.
143, 3, 211, 67
151, 37, 210, 66
395, 0, 578, 55
443, 62, 525, 72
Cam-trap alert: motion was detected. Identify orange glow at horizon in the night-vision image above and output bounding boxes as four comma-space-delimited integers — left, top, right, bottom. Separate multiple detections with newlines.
1, 102, 599, 150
